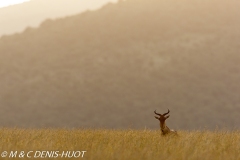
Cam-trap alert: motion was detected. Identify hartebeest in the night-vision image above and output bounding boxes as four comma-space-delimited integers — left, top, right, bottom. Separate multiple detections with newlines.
154, 109, 177, 135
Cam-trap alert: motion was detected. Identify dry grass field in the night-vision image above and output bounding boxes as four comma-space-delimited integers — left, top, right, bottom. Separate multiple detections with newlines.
0, 128, 240, 160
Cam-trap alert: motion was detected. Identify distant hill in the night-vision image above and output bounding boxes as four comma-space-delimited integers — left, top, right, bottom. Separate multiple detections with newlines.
0, 0, 117, 37
0, 0, 240, 130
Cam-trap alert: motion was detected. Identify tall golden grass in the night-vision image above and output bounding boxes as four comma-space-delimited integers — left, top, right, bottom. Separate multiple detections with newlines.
0, 128, 240, 160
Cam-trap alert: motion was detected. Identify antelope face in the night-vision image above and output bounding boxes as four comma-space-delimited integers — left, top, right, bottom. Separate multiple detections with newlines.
154, 109, 170, 123
155, 115, 169, 123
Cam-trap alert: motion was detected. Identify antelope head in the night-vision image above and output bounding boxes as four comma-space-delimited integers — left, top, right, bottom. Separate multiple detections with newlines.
154, 109, 170, 129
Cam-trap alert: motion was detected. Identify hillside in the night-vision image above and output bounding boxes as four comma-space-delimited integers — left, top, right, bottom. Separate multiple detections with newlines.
0, 0, 240, 129
0, 0, 117, 37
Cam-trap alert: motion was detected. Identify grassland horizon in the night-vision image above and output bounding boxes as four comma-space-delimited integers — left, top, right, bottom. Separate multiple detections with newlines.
0, 128, 240, 160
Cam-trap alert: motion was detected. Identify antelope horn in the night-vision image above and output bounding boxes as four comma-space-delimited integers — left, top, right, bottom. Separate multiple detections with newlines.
154, 110, 162, 116
163, 109, 170, 116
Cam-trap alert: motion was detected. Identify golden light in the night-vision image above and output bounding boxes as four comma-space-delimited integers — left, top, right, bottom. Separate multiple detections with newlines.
0, 0, 30, 8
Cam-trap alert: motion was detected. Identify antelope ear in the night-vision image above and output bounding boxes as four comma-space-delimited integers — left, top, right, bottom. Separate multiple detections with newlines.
165, 115, 170, 119
154, 116, 159, 120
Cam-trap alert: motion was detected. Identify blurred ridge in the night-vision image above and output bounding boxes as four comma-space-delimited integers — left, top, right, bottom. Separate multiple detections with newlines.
0, 0, 117, 37
0, 0, 240, 129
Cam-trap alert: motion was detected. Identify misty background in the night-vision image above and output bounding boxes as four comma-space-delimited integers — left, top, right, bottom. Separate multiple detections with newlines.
0, 0, 117, 36
0, 0, 240, 130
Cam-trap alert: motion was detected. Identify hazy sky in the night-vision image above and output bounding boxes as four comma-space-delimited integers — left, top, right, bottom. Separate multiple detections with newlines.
0, 0, 30, 8
0, 0, 117, 36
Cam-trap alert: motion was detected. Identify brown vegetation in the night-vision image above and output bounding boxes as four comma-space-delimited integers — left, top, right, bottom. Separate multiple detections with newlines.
1, 129, 240, 160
